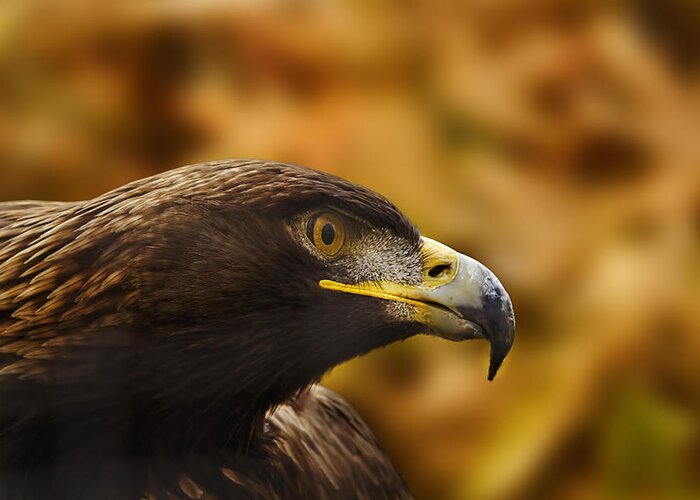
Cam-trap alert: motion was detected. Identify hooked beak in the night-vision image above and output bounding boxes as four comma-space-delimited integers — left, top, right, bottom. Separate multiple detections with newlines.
319, 237, 516, 380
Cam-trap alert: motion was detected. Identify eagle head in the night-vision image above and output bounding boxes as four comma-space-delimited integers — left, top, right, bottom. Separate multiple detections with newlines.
0, 159, 515, 453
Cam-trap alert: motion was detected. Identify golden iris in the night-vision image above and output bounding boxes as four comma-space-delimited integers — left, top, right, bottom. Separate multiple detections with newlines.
307, 213, 345, 256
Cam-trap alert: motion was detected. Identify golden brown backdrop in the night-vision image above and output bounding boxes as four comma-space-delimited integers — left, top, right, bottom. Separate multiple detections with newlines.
1, 1, 699, 498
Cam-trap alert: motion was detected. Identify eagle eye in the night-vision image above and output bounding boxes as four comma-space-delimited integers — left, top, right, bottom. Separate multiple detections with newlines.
307, 212, 346, 257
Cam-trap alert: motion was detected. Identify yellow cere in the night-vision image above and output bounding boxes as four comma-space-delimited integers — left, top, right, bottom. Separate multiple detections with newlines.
419, 237, 460, 288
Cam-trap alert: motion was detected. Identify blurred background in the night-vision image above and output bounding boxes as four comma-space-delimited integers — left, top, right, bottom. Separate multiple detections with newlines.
1, 0, 699, 498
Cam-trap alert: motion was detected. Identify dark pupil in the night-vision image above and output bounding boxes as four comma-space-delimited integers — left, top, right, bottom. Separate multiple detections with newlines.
321, 223, 336, 246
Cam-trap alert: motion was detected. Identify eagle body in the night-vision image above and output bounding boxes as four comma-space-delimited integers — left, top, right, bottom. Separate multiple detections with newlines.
0, 160, 514, 499
2, 385, 407, 499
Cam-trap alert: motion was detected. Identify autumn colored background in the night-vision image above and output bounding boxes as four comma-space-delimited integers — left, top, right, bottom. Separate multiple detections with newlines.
1, 0, 699, 498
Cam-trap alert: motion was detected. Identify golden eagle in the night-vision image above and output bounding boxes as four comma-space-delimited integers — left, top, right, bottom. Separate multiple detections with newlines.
0, 160, 515, 499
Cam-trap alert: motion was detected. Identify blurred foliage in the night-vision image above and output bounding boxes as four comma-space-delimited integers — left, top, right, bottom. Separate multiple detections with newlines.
1, 0, 699, 498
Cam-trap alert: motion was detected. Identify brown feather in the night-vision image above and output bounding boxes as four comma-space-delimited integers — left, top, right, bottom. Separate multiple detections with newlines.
0, 160, 416, 498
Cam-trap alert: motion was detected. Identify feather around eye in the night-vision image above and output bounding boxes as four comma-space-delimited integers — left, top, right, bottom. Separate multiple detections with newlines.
307, 213, 346, 257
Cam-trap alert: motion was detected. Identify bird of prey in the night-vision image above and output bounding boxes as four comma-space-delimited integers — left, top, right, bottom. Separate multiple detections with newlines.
0, 160, 515, 499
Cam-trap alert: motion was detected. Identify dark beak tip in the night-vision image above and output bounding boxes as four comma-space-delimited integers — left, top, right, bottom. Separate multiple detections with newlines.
476, 278, 516, 381
487, 342, 511, 381
486, 323, 515, 381
487, 361, 500, 382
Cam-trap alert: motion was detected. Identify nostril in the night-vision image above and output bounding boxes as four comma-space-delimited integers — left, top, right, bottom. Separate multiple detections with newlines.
428, 264, 451, 279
